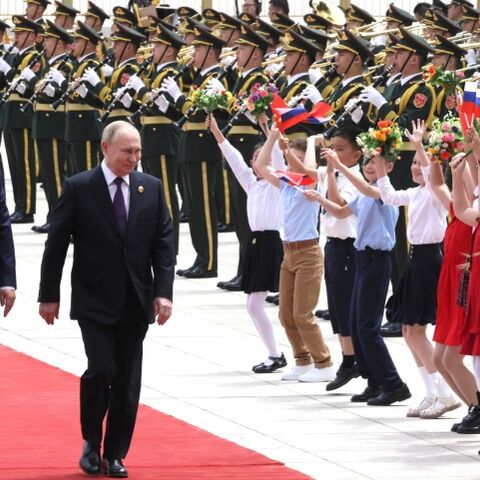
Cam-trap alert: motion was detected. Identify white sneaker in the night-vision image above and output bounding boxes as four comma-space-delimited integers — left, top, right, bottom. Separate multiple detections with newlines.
298, 365, 337, 383
406, 396, 435, 418
281, 364, 313, 381
419, 396, 462, 419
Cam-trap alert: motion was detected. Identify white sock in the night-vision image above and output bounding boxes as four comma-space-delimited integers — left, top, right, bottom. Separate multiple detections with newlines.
433, 372, 453, 398
472, 356, 480, 392
246, 292, 281, 358
418, 366, 436, 398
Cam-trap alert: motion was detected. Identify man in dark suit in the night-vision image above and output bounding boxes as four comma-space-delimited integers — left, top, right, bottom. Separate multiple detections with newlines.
38, 120, 175, 478
0, 172, 16, 317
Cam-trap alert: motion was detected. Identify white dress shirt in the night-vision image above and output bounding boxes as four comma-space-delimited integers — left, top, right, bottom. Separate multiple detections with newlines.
101, 161, 130, 217
317, 165, 359, 239
218, 140, 283, 232
377, 165, 447, 244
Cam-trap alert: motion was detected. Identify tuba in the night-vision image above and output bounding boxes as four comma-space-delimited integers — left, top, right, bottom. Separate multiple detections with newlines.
309, 0, 346, 28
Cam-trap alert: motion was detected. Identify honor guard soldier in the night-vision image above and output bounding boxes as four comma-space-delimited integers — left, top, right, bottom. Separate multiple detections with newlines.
447, 0, 474, 21
278, 29, 322, 140
0, 15, 45, 224
160, 19, 228, 279
133, 23, 187, 254
31, 20, 74, 233
218, 23, 271, 292
53, 1, 80, 30
358, 27, 436, 334
64, 21, 104, 175
82, 1, 110, 33
431, 36, 467, 119
84, 23, 145, 125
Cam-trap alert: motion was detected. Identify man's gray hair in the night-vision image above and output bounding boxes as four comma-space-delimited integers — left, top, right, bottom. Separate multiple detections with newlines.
102, 120, 138, 144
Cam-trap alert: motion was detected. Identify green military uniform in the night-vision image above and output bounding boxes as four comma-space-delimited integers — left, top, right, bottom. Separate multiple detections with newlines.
31, 21, 75, 230
173, 21, 228, 278
0, 19, 11, 185
64, 21, 104, 175
1, 16, 46, 223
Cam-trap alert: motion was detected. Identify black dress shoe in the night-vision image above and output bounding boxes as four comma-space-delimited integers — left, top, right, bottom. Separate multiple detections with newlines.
457, 405, 480, 434
217, 222, 235, 232
326, 364, 360, 391
266, 293, 279, 304
217, 275, 239, 290
224, 277, 243, 291
380, 321, 403, 337
315, 309, 331, 320
252, 353, 287, 373
184, 267, 218, 278
176, 265, 195, 277
79, 441, 101, 476
367, 382, 411, 406
10, 212, 34, 224
31, 222, 50, 234
272, 295, 279, 306
102, 457, 128, 478
351, 385, 383, 402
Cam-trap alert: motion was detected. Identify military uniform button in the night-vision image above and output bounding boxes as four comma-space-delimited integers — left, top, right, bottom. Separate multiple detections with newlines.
78, 113, 82, 118
240, 137, 244, 142
45, 113, 49, 117
152, 127, 156, 131
199, 133, 204, 138
252, 237, 257, 245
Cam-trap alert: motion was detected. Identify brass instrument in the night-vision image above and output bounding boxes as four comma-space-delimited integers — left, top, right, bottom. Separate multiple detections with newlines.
311, 0, 346, 28
177, 45, 194, 64
352, 20, 387, 33
310, 60, 335, 69
220, 47, 238, 59
360, 22, 424, 38
262, 54, 286, 66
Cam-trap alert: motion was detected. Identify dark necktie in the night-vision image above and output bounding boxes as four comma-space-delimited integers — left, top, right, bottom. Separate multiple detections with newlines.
113, 177, 127, 234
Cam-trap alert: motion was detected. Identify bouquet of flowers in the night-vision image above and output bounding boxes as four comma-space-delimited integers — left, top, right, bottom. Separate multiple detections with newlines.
422, 64, 464, 96
190, 86, 233, 114
356, 120, 403, 162
427, 114, 464, 164
241, 82, 278, 117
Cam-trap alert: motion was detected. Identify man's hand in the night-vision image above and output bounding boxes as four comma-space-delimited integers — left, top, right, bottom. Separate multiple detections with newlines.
358, 86, 387, 109
82, 67, 101, 87
39, 302, 59, 325
154, 297, 172, 325
127, 74, 145, 93
159, 77, 181, 102
0, 288, 15, 317
301, 84, 323, 104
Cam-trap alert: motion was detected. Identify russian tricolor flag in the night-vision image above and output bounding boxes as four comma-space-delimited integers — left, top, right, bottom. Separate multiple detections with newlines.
460, 81, 477, 133
273, 170, 316, 187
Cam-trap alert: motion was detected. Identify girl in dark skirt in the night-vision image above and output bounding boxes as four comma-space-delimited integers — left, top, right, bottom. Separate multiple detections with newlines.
374, 120, 460, 419
209, 116, 286, 374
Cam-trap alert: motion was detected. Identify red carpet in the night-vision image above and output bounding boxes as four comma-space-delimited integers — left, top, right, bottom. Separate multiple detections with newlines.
0, 345, 310, 479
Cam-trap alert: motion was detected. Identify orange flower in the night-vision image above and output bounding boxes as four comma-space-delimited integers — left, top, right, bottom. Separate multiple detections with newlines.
375, 131, 387, 142
377, 120, 392, 129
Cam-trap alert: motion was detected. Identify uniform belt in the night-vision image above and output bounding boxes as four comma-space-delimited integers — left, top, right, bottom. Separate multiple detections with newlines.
66, 103, 98, 112
108, 108, 131, 118
286, 132, 308, 141
35, 103, 65, 112
398, 141, 416, 152
283, 238, 318, 250
228, 125, 262, 135
7, 94, 27, 102
184, 122, 207, 131
141, 116, 173, 125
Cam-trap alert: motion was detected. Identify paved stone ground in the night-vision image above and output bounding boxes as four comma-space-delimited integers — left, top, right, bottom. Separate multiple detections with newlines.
1, 163, 480, 479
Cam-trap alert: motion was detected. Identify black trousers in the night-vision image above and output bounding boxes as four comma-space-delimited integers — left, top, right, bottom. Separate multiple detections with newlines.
324, 237, 356, 336
3, 128, 36, 215
78, 289, 148, 459
182, 161, 218, 272
214, 160, 232, 227
35, 138, 66, 217
350, 249, 403, 391
67, 140, 101, 176
144, 154, 179, 255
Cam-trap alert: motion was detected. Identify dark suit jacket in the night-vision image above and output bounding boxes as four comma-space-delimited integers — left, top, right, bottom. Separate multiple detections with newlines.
38, 165, 175, 325
0, 179, 16, 289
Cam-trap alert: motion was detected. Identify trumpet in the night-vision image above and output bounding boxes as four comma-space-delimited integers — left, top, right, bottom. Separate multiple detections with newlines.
220, 47, 237, 59
352, 20, 387, 33
262, 54, 286, 67
310, 60, 335, 70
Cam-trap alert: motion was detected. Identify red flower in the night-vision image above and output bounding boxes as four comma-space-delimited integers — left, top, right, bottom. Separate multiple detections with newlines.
377, 120, 393, 129
440, 151, 451, 161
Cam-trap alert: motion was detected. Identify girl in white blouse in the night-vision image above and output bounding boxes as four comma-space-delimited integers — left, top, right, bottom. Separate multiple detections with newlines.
372, 120, 460, 419
208, 115, 286, 374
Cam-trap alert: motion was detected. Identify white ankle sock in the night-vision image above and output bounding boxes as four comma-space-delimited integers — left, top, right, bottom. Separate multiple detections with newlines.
418, 366, 435, 397
433, 372, 453, 398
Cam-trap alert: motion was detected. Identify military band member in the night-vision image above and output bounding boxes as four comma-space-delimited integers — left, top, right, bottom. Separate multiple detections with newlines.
447, 0, 473, 21
424, 11, 462, 40
358, 27, 436, 326
0, 19, 11, 184
0, 15, 45, 224
53, 0, 80, 30
25, 0, 50, 22
202, 8, 223, 29
344, 4, 376, 32
160, 20, 228, 278
111, 6, 139, 30
270, 11, 295, 32
82, 1, 110, 33
460, 5, 480, 67
64, 21, 103, 175
303, 12, 334, 33
31, 20, 74, 233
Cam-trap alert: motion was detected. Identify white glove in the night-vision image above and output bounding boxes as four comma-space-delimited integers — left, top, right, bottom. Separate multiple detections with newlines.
43, 83, 56, 97
15, 81, 26, 95
265, 62, 283, 78
244, 110, 258, 125
119, 91, 133, 108
0, 57, 12, 75
358, 85, 387, 109
153, 92, 169, 112
102, 63, 114, 78
301, 84, 323, 103
75, 82, 88, 98
344, 98, 360, 111
48, 68, 65, 87
466, 49, 478, 67
159, 76, 181, 102
287, 94, 302, 107
206, 77, 225, 94
21, 66, 36, 81
220, 54, 236, 68
82, 67, 101, 87
350, 106, 363, 124
309, 68, 322, 85
369, 34, 387, 48
126, 74, 145, 93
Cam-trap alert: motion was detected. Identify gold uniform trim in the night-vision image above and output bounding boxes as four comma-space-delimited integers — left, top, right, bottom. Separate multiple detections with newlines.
201, 162, 214, 271
86, 140, 92, 171
222, 166, 230, 225
24, 129, 32, 215
160, 155, 173, 219
52, 139, 62, 197
140, 116, 173, 125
